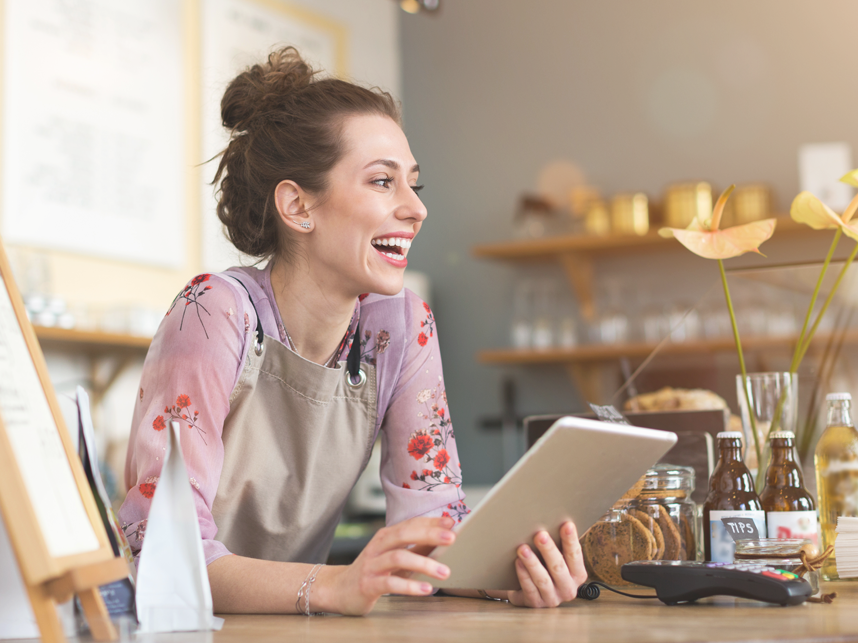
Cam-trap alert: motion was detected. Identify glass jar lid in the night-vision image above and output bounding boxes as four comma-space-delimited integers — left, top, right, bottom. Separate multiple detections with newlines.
639, 463, 695, 495
733, 538, 814, 559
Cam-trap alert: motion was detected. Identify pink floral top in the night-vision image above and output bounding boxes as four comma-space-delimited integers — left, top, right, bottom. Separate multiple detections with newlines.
119, 264, 469, 565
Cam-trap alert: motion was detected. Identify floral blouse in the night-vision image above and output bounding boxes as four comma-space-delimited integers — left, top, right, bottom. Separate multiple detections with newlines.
119, 264, 469, 565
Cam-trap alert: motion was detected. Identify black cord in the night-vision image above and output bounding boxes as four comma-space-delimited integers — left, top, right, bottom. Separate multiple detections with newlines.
576, 582, 658, 600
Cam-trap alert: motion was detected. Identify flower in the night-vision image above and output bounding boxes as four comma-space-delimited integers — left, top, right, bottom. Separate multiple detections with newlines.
176, 394, 191, 408
417, 332, 428, 347
410, 471, 419, 480
376, 330, 390, 354
423, 302, 431, 313
402, 483, 411, 489
442, 511, 451, 518
190, 274, 211, 286
444, 476, 451, 483
434, 449, 450, 470
659, 185, 776, 259
416, 388, 433, 404
407, 432, 434, 459
789, 173, 858, 241
152, 415, 166, 431
139, 482, 156, 499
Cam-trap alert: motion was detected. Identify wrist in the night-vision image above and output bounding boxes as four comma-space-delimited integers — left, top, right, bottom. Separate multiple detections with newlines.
307, 564, 344, 614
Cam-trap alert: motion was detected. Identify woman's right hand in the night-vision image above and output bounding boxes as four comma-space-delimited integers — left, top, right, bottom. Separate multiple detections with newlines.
320, 516, 457, 615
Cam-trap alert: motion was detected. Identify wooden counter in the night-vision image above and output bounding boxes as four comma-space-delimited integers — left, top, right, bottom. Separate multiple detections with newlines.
62, 582, 858, 643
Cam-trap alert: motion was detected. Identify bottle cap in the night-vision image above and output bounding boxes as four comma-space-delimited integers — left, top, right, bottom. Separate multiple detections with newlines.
827, 392, 853, 401
716, 431, 744, 440
770, 431, 795, 439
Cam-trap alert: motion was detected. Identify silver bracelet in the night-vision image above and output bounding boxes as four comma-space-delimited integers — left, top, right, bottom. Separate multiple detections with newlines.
477, 589, 506, 601
295, 563, 325, 616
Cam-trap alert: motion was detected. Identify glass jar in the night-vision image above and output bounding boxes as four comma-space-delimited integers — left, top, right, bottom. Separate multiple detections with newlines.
580, 500, 653, 587
631, 464, 698, 561
734, 538, 819, 594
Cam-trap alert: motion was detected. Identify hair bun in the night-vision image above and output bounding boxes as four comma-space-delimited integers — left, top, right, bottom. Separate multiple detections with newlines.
221, 46, 315, 132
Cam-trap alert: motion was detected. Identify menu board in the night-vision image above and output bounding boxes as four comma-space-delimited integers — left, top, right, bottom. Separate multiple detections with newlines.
0, 277, 98, 558
200, 0, 346, 271
0, 0, 184, 268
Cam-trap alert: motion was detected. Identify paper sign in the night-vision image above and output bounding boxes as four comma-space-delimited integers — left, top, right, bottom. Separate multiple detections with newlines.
135, 421, 222, 633
588, 403, 631, 425
798, 142, 854, 212
721, 516, 760, 541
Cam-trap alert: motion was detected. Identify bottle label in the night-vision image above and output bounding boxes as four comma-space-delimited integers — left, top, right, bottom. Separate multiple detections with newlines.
708, 510, 766, 562
766, 510, 818, 544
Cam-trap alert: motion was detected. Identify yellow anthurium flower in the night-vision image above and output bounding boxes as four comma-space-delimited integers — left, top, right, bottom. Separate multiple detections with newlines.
790, 189, 858, 241
659, 185, 777, 259
841, 169, 858, 188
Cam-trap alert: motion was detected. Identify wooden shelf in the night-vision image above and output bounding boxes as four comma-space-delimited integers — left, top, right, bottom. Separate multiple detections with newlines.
477, 330, 858, 366
471, 215, 805, 261
33, 326, 152, 353
472, 216, 809, 320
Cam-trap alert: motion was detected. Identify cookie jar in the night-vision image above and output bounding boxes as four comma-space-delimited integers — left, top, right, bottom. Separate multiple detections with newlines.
580, 500, 657, 587
631, 464, 697, 561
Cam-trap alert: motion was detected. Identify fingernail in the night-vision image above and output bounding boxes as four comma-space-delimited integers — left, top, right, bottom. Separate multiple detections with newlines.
441, 531, 455, 543
441, 517, 455, 528
520, 546, 531, 559
437, 564, 450, 578
564, 523, 576, 536
421, 583, 433, 593
539, 532, 550, 544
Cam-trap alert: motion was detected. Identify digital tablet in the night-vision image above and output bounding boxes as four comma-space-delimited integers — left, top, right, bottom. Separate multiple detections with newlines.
416, 415, 677, 590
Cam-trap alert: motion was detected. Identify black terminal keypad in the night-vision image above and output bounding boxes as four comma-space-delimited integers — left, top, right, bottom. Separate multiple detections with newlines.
621, 560, 813, 606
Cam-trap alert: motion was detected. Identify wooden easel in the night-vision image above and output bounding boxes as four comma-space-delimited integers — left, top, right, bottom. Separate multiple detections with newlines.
0, 236, 127, 643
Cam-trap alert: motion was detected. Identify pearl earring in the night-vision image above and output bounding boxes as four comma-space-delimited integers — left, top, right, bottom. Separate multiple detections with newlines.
300, 222, 311, 229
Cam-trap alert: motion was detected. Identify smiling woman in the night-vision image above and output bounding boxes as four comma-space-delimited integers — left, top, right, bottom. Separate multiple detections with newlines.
118, 46, 586, 616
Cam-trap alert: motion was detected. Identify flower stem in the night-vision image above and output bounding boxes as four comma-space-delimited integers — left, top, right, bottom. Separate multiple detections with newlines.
719, 259, 761, 475
796, 240, 858, 366
790, 229, 842, 374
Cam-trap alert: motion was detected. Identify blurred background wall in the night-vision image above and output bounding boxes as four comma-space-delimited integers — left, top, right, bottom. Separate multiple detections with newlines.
398, 0, 858, 484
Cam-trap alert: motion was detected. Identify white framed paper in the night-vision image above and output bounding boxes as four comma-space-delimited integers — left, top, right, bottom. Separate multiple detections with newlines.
1, 0, 185, 268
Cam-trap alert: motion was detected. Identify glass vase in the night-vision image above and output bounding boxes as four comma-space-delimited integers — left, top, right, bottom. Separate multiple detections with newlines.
736, 372, 799, 484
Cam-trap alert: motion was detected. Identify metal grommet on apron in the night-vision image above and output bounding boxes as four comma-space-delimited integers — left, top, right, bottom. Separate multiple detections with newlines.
211, 275, 378, 564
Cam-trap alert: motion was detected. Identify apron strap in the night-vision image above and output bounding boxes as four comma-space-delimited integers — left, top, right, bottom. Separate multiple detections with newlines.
347, 322, 362, 384
225, 275, 265, 355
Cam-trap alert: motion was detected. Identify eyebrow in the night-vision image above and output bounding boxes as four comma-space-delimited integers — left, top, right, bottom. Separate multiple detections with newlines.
365, 159, 420, 174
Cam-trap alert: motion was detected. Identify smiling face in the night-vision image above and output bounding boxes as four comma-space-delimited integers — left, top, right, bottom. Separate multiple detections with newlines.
285, 114, 427, 298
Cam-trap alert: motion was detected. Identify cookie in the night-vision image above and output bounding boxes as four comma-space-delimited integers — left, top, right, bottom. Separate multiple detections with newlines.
679, 511, 695, 560
640, 503, 682, 560
621, 476, 646, 500
581, 513, 653, 586
633, 509, 665, 559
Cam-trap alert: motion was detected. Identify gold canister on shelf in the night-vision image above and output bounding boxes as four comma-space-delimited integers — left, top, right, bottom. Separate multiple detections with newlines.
611, 193, 649, 236
569, 185, 602, 220
585, 200, 611, 236
665, 182, 712, 228
733, 184, 772, 224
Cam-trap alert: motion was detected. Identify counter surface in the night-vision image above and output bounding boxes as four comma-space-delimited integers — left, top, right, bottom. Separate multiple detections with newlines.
126, 582, 858, 643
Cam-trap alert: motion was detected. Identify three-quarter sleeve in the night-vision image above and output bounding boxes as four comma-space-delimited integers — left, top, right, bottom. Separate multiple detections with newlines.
379, 291, 470, 525
119, 274, 249, 565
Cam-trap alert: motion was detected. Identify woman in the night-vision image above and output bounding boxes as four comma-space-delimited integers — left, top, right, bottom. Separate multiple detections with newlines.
119, 47, 586, 615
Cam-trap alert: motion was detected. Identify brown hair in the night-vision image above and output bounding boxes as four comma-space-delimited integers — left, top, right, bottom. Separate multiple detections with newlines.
213, 47, 401, 261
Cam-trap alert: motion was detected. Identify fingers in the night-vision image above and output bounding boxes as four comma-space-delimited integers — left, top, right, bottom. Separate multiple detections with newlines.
514, 543, 559, 607
362, 574, 436, 598
370, 548, 451, 581
532, 530, 577, 603
366, 517, 456, 556
560, 522, 588, 586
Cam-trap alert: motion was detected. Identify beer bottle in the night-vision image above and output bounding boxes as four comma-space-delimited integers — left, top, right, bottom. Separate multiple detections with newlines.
760, 431, 817, 543
814, 392, 858, 581
703, 431, 766, 562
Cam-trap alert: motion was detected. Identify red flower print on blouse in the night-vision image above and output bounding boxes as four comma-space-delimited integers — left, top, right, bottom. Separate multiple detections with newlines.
417, 302, 435, 348
434, 449, 450, 471
167, 274, 213, 338
164, 393, 207, 444
138, 476, 159, 499
359, 293, 369, 302
403, 381, 466, 505
152, 415, 166, 431
407, 432, 434, 460
402, 483, 411, 489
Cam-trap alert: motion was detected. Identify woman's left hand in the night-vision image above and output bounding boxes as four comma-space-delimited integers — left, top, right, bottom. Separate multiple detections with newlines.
507, 521, 587, 608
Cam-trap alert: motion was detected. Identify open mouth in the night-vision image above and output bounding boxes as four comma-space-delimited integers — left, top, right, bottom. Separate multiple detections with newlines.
371, 236, 412, 260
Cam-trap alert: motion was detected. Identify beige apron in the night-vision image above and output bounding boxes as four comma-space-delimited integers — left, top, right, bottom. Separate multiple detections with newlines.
210, 286, 377, 564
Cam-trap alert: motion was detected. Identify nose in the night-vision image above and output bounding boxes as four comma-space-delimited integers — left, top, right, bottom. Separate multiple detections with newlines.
395, 183, 428, 223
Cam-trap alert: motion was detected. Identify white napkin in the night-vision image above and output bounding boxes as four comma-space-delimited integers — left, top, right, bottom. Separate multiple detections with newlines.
135, 421, 223, 632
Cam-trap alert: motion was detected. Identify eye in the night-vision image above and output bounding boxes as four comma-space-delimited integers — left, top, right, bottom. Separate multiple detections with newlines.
412, 185, 425, 195
372, 177, 393, 188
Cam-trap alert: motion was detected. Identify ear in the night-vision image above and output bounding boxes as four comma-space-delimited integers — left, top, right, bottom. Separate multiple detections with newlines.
274, 180, 313, 232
